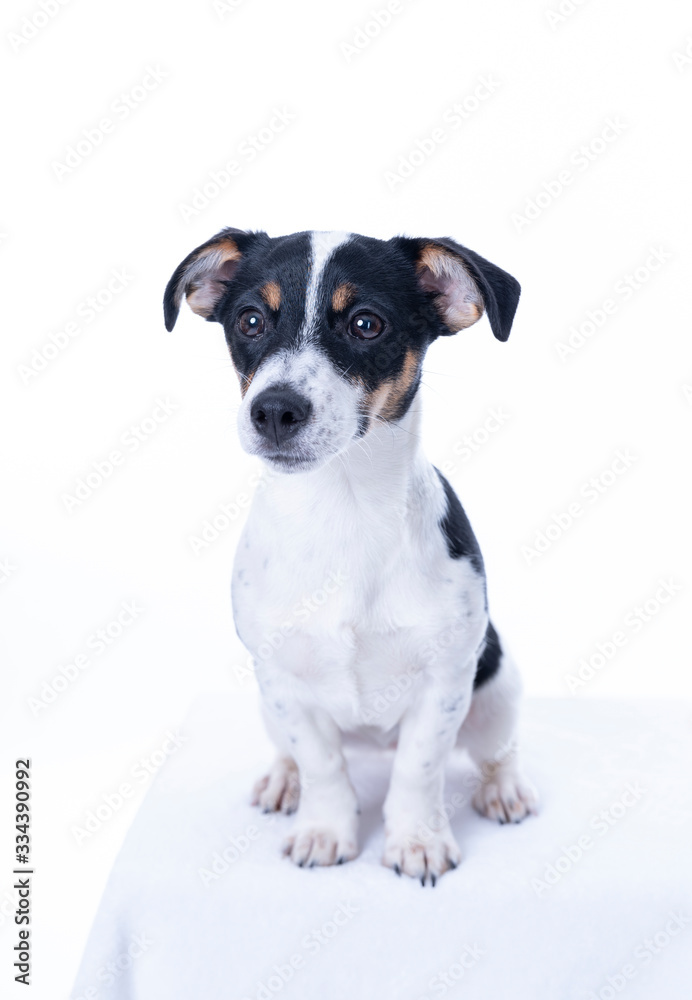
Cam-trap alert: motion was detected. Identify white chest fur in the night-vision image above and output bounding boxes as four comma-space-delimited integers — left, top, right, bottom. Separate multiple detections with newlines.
232, 410, 487, 736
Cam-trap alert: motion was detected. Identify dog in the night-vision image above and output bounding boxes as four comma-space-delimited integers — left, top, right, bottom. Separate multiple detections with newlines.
164, 228, 538, 884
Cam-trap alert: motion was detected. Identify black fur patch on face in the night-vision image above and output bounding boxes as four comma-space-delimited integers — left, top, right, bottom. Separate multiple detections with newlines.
435, 469, 484, 575
473, 620, 502, 690
313, 236, 446, 425
212, 232, 312, 389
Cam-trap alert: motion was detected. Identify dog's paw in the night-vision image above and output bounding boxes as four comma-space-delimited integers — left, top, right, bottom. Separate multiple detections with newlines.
473, 770, 539, 824
283, 825, 358, 868
383, 827, 462, 885
252, 757, 300, 815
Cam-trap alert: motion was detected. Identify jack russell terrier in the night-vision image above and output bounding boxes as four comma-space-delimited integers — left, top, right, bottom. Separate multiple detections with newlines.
164, 228, 538, 885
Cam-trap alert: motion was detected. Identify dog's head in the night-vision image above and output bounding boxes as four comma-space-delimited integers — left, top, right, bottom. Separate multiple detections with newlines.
164, 229, 520, 472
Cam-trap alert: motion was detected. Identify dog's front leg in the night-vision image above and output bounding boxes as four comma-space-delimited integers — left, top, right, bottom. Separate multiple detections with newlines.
261, 683, 359, 868
383, 666, 475, 884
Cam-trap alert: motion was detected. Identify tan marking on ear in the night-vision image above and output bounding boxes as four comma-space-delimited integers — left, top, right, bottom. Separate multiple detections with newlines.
417, 244, 482, 331
363, 348, 421, 423
185, 238, 243, 318
332, 282, 357, 312
417, 244, 446, 277
260, 281, 281, 311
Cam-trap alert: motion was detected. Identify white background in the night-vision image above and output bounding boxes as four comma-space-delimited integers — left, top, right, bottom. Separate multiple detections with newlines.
1, 0, 691, 996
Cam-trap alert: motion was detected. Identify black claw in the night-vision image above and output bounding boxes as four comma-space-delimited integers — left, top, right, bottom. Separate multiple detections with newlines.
393, 863, 401, 876
336, 856, 345, 865
298, 860, 305, 867
420, 875, 426, 887
430, 874, 437, 887
448, 860, 458, 870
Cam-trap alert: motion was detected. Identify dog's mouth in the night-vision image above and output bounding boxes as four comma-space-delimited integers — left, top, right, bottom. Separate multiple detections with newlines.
255, 447, 322, 473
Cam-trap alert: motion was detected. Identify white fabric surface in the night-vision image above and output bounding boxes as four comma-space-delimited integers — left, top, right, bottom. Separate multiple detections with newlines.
72, 697, 692, 1000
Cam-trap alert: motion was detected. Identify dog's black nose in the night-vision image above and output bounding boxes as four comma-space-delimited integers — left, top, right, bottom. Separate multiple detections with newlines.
250, 387, 312, 445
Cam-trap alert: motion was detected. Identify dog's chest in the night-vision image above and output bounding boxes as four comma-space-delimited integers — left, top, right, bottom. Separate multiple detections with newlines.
232, 467, 485, 732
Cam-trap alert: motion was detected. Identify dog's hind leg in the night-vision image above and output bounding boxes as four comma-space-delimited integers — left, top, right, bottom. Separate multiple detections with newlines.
457, 635, 539, 824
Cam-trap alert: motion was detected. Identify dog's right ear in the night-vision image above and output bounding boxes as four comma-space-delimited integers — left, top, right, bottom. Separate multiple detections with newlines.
163, 228, 261, 331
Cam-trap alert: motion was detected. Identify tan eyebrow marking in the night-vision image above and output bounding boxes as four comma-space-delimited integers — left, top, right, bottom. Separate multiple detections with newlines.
260, 281, 281, 311
331, 282, 357, 312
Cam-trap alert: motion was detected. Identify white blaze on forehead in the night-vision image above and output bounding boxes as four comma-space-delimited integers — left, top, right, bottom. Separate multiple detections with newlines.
301, 230, 352, 340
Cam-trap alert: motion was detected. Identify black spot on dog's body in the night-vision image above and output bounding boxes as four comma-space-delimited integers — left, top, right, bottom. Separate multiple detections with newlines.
473, 620, 502, 690
435, 469, 484, 575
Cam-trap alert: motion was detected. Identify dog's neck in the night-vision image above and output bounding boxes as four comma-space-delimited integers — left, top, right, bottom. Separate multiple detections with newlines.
258, 396, 429, 514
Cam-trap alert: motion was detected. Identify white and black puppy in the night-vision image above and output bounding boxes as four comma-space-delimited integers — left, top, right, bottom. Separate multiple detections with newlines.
164, 228, 538, 885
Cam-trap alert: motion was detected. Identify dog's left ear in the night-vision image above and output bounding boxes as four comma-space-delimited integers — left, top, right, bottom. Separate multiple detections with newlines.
401, 237, 520, 341
163, 227, 262, 331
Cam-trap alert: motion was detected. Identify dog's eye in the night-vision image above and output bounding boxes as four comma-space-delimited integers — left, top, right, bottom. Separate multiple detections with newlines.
238, 309, 265, 336
349, 312, 383, 340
